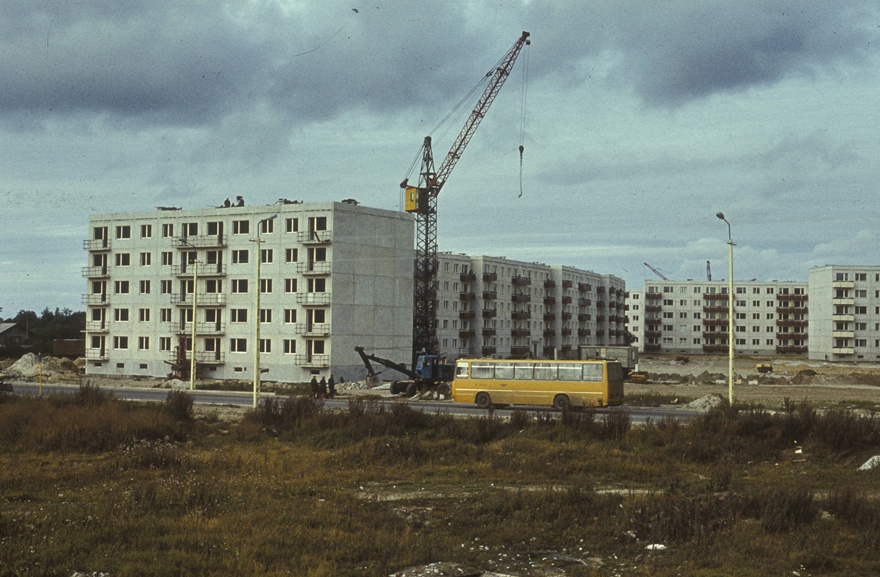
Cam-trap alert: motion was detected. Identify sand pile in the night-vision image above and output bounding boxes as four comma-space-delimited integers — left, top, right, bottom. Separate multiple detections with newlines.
2, 353, 78, 377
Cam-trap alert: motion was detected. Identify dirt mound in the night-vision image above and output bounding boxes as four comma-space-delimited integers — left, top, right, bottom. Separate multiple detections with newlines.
2, 353, 78, 377
687, 393, 725, 410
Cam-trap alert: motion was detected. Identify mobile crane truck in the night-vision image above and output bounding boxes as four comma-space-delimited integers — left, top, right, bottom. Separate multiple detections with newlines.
354, 346, 455, 399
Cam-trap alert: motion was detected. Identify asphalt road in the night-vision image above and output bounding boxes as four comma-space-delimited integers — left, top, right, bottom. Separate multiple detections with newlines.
7, 381, 703, 423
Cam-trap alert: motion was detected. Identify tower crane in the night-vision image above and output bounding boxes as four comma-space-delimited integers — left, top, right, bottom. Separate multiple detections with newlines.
643, 262, 670, 281
707, 260, 712, 281
400, 31, 531, 365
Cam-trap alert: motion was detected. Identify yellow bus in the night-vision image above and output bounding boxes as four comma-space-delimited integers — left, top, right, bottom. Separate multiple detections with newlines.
452, 358, 624, 410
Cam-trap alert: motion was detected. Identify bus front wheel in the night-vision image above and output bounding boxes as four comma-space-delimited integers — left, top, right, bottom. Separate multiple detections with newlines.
553, 394, 571, 411
475, 392, 492, 409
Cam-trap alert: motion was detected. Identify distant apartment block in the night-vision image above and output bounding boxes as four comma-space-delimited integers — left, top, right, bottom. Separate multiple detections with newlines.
83, 201, 413, 383
808, 265, 880, 361
436, 254, 627, 360
627, 280, 808, 356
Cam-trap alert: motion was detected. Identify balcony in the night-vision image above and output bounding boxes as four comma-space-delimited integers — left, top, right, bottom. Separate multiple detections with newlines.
298, 230, 332, 245
776, 319, 808, 327
297, 261, 332, 276
482, 328, 497, 337
544, 312, 556, 322
543, 329, 555, 338
511, 294, 530, 303
777, 306, 808, 314
776, 293, 808, 301
459, 311, 476, 320
561, 328, 572, 337
562, 280, 573, 289
832, 347, 854, 355
832, 280, 855, 289
544, 280, 556, 289
703, 331, 729, 339
167, 322, 227, 335
703, 293, 729, 300
512, 275, 531, 286
645, 292, 661, 300
831, 298, 854, 306
294, 323, 331, 337
85, 321, 109, 333
561, 296, 572, 305
459, 347, 475, 357
511, 328, 530, 337
703, 318, 728, 326
544, 296, 556, 305
172, 263, 227, 277
82, 294, 110, 306
172, 234, 227, 249
459, 291, 476, 302
482, 291, 497, 301
82, 266, 110, 278
776, 333, 807, 341
776, 346, 807, 354
703, 306, 728, 314
459, 330, 476, 339
171, 293, 227, 306
481, 346, 496, 356
482, 309, 497, 319
296, 293, 331, 306
85, 348, 109, 361
832, 314, 854, 322
483, 272, 497, 282
644, 331, 661, 338
832, 331, 855, 339
293, 354, 330, 368
195, 351, 226, 365
561, 312, 572, 321
578, 313, 591, 322
460, 272, 477, 283
644, 343, 661, 352
578, 282, 592, 292
578, 328, 591, 337
83, 238, 111, 251
597, 286, 606, 294
511, 311, 530, 320
597, 301, 606, 308
578, 298, 592, 307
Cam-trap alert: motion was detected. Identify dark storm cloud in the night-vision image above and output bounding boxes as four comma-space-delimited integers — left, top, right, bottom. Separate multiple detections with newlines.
605, 1, 876, 106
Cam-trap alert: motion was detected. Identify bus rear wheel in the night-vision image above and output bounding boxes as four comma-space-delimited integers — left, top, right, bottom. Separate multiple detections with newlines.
475, 392, 492, 409
553, 394, 571, 411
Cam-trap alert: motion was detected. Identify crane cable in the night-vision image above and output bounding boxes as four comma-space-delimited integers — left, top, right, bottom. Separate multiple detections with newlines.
518, 41, 530, 198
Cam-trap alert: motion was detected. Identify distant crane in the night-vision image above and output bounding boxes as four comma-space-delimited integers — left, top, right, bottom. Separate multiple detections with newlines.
400, 31, 531, 366
707, 260, 712, 281
643, 262, 669, 281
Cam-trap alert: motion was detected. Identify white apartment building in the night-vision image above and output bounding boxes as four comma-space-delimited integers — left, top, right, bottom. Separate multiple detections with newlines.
435, 254, 627, 360
627, 280, 808, 356
83, 201, 413, 383
808, 265, 880, 361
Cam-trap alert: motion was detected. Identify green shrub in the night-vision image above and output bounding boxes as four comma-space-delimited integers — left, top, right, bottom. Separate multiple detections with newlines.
164, 389, 194, 422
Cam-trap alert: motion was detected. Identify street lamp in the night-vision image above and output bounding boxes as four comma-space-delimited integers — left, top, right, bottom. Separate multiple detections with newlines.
253, 214, 278, 408
180, 237, 199, 391
715, 212, 735, 405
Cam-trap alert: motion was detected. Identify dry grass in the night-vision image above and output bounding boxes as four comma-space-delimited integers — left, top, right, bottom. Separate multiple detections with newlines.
1, 391, 879, 576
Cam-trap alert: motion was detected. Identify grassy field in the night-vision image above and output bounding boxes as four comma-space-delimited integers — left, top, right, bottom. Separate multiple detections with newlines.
1, 386, 879, 576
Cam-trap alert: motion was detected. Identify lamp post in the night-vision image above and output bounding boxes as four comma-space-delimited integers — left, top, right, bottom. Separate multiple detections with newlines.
715, 212, 735, 405
180, 238, 199, 391
253, 214, 278, 408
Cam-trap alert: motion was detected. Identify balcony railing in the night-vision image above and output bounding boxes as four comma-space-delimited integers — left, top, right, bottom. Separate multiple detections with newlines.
460, 272, 477, 283
482, 309, 497, 319
578, 282, 592, 292
82, 294, 110, 306
511, 294, 530, 303
482, 328, 497, 337
511, 329, 530, 337
172, 263, 227, 277
195, 351, 226, 365
482, 291, 497, 301
293, 354, 330, 368
172, 234, 227, 249
459, 311, 476, 320
297, 261, 332, 275
511, 276, 531, 286
511, 311, 530, 320
170, 293, 227, 306
82, 266, 110, 278
459, 292, 476, 301
293, 323, 331, 336
298, 230, 332, 244
459, 330, 476, 339
85, 321, 109, 333
483, 272, 497, 282
296, 293, 331, 306
776, 293, 808, 301
83, 238, 111, 251
85, 348, 109, 361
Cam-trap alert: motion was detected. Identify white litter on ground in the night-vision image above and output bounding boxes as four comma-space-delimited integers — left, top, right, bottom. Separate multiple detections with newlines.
858, 455, 880, 471
686, 393, 725, 411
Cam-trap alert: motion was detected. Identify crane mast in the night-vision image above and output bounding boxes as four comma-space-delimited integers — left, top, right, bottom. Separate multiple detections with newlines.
402, 31, 530, 365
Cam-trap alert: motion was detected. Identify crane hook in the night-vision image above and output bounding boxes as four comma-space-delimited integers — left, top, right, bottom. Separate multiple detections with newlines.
518, 145, 525, 198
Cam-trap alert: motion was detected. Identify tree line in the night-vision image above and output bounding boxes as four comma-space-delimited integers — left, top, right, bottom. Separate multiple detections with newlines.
0, 307, 85, 357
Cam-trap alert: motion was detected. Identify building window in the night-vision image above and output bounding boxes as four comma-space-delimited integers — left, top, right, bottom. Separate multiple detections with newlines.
160, 280, 172, 294
259, 309, 272, 323
260, 218, 275, 234
139, 252, 151, 266
232, 279, 248, 293
284, 309, 297, 323
138, 336, 150, 350
162, 223, 174, 238
161, 251, 173, 266
233, 220, 250, 235
232, 250, 249, 264
114, 281, 130, 294
260, 248, 273, 264
284, 339, 296, 354
285, 248, 298, 263
159, 337, 171, 351
114, 308, 129, 322
160, 308, 172, 322
259, 339, 271, 353
115, 226, 131, 239
231, 309, 248, 323
286, 218, 299, 233
140, 224, 152, 238
113, 336, 129, 349
260, 279, 273, 293
138, 308, 150, 322
285, 279, 298, 293
230, 338, 247, 353
115, 253, 131, 267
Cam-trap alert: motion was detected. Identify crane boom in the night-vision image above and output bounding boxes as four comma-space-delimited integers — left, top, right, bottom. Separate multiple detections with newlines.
644, 262, 669, 281
402, 31, 531, 365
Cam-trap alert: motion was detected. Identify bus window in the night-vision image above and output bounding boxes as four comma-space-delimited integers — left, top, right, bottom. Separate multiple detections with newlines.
513, 363, 534, 380
494, 362, 514, 379
534, 363, 558, 380
455, 363, 469, 379
582, 363, 602, 382
472, 363, 494, 379
557, 363, 581, 382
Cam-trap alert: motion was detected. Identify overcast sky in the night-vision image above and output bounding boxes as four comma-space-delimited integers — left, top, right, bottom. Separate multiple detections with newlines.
2, 1, 879, 316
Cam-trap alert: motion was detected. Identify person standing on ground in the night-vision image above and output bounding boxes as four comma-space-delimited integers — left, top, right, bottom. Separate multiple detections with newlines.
310, 375, 319, 398
327, 375, 336, 399
319, 376, 327, 399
